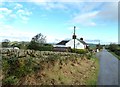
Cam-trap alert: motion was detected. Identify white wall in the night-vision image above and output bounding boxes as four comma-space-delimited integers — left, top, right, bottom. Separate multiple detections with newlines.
66, 39, 85, 49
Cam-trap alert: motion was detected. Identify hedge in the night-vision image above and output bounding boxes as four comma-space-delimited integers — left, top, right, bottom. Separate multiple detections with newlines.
39, 46, 53, 51
71, 49, 87, 54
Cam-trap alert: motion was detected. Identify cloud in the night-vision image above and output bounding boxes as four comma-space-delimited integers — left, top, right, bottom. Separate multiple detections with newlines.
0, 15, 4, 19
46, 35, 59, 43
0, 23, 66, 43
46, 34, 69, 43
70, 11, 99, 26
68, 26, 80, 30
0, 8, 12, 14
17, 9, 32, 21
0, 7, 13, 22
69, 2, 117, 26
0, 24, 36, 41
28, 1, 118, 24
17, 9, 32, 16
89, 22, 96, 26
14, 3, 23, 9
9, 14, 17, 19
32, 2, 117, 26
33, 2, 68, 11
0, 3, 32, 24
97, 2, 118, 22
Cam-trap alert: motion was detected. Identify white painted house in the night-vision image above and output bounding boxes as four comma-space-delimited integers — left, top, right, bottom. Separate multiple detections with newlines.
54, 38, 88, 49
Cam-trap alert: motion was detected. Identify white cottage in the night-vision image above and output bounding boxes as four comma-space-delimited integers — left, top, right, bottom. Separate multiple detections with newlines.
54, 38, 88, 49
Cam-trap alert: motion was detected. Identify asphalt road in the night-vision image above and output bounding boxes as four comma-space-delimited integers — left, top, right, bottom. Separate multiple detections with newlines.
96, 49, 119, 85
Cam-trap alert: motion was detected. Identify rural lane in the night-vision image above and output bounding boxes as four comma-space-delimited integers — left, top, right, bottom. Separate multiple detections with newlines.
96, 49, 119, 85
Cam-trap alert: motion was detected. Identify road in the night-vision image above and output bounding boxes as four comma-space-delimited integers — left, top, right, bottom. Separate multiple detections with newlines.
96, 49, 119, 85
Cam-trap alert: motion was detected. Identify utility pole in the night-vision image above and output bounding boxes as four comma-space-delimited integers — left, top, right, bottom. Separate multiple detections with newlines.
72, 26, 76, 53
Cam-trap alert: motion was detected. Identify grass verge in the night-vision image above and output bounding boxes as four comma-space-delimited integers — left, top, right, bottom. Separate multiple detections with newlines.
109, 51, 120, 60
85, 57, 99, 86
22, 56, 100, 85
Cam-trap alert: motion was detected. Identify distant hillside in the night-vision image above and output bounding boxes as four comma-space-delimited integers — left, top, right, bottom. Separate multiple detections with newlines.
87, 43, 97, 49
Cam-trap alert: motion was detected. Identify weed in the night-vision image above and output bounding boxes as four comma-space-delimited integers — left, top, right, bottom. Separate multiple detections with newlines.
3, 76, 18, 85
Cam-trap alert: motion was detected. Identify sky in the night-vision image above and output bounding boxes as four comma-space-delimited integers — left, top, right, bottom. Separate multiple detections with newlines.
0, 0, 118, 44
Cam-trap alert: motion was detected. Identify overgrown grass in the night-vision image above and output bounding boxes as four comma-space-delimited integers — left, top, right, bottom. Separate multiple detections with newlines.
107, 49, 120, 60
85, 57, 99, 86
22, 53, 99, 85
109, 51, 120, 60
107, 44, 120, 60
2, 49, 99, 85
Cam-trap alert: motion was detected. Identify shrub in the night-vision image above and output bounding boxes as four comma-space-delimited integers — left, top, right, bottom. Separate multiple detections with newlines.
39, 46, 53, 51
16, 58, 34, 77
47, 54, 60, 62
86, 53, 92, 59
108, 44, 119, 52
108, 44, 120, 57
3, 76, 18, 85
3, 56, 34, 82
114, 49, 120, 56
27, 41, 40, 50
27, 41, 53, 51
71, 49, 87, 54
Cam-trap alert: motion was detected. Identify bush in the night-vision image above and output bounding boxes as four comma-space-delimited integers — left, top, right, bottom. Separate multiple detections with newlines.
39, 46, 53, 51
108, 44, 119, 52
114, 49, 120, 56
3, 76, 18, 85
3, 57, 34, 84
27, 41, 40, 50
71, 49, 87, 54
27, 41, 53, 51
86, 53, 93, 59
76, 49, 87, 54
108, 44, 120, 57
15, 58, 33, 77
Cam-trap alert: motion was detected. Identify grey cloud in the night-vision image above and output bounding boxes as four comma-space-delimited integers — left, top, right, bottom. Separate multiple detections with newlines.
97, 2, 118, 22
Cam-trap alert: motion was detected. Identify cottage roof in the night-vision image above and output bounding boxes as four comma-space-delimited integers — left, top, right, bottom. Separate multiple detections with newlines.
56, 39, 87, 45
77, 39, 87, 45
56, 40, 70, 45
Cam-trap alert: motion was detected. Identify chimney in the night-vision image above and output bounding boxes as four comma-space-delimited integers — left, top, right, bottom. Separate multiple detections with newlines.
80, 38, 83, 41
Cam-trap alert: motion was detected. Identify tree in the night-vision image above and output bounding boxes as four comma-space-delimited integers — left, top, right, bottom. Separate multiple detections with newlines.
2, 39, 10, 47
27, 41, 40, 50
31, 33, 46, 45
108, 43, 119, 52
27, 33, 46, 50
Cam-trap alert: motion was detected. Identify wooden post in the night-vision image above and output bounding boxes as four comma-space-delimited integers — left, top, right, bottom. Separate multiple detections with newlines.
72, 26, 76, 53
74, 26, 75, 52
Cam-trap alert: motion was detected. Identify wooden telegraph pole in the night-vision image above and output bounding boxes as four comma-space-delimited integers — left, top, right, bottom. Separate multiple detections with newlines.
72, 26, 76, 52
